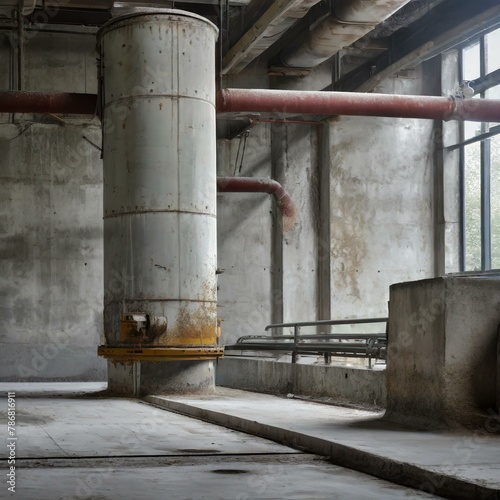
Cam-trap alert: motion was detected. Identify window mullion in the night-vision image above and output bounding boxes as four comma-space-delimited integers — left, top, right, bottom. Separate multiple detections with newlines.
479, 36, 492, 270
481, 138, 492, 270
459, 48, 466, 270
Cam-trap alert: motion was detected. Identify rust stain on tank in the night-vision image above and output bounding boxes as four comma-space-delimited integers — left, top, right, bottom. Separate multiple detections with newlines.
156, 280, 217, 346
159, 102, 163, 111
157, 302, 217, 346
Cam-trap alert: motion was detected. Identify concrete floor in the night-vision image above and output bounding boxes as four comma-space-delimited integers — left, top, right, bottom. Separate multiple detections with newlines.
146, 388, 500, 499
0, 383, 438, 499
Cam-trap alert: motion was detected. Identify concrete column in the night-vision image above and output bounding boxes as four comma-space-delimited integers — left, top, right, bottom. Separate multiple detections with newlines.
435, 51, 461, 276
318, 123, 331, 321
270, 123, 285, 326
107, 360, 215, 396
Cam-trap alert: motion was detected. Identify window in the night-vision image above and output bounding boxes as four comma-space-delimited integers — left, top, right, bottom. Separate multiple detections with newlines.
453, 28, 500, 271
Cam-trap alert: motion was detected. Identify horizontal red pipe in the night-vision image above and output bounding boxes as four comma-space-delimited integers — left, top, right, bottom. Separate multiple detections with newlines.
217, 177, 296, 224
217, 88, 500, 123
2, 90, 499, 123
0, 91, 97, 115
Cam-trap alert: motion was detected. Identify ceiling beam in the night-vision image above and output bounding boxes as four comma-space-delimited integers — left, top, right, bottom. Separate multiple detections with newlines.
329, 0, 500, 92
222, 0, 320, 75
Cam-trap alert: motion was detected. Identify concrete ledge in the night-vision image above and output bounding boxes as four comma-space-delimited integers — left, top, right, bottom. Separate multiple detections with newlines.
216, 357, 386, 407
145, 391, 500, 500
387, 276, 500, 428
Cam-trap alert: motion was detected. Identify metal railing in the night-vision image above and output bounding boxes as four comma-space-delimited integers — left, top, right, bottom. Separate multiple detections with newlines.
225, 317, 388, 368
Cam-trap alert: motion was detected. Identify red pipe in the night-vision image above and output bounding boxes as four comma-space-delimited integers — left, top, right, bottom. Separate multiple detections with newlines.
217, 88, 500, 123
2, 89, 499, 123
0, 91, 97, 115
217, 177, 296, 229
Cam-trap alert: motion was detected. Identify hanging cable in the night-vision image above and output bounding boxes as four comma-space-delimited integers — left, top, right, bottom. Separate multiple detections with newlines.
233, 130, 249, 176
238, 131, 248, 174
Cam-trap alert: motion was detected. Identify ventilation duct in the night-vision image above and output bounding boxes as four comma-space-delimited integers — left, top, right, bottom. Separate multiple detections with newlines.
280, 0, 412, 68
0, 0, 36, 15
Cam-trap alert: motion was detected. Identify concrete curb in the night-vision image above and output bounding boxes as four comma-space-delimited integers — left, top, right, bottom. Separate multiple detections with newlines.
215, 357, 386, 407
144, 395, 499, 500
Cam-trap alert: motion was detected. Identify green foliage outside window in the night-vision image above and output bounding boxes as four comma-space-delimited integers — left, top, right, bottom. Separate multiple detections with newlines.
464, 135, 500, 270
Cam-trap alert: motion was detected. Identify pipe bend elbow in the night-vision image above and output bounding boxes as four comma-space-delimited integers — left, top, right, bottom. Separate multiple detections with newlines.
217, 177, 296, 230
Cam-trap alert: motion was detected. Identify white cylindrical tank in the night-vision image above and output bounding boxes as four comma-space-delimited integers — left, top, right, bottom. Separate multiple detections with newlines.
97, 10, 218, 348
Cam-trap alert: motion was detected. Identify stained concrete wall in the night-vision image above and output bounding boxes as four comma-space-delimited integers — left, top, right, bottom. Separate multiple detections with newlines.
216, 126, 274, 344
217, 64, 324, 344
217, 65, 443, 349
327, 69, 437, 320
271, 123, 320, 325
216, 122, 321, 344
0, 31, 105, 381
0, 124, 105, 381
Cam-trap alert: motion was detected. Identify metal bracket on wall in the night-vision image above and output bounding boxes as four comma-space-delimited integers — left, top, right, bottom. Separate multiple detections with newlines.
97, 346, 224, 363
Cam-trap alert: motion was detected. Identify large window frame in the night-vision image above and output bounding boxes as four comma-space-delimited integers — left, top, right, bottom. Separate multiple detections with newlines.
447, 28, 500, 271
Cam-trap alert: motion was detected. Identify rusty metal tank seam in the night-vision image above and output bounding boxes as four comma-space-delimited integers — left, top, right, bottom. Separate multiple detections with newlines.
103, 211, 217, 219
106, 298, 217, 303
96, 10, 219, 40
176, 17, 182, 338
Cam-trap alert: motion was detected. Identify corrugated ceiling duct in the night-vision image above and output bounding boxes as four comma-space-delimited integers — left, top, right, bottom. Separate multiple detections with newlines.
280, 0, 412, 68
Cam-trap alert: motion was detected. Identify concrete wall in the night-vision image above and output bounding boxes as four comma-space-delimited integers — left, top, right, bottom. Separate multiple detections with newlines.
215, 64, 446, 405
327, 69, 437, 320
217, 357, 386, 407
216, 126, 275, 343
217, 65, 443, 346
216, 122, 322, 344
271, 123, 320, 325
0, 124, 105, 381
0, 31, 106, 381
